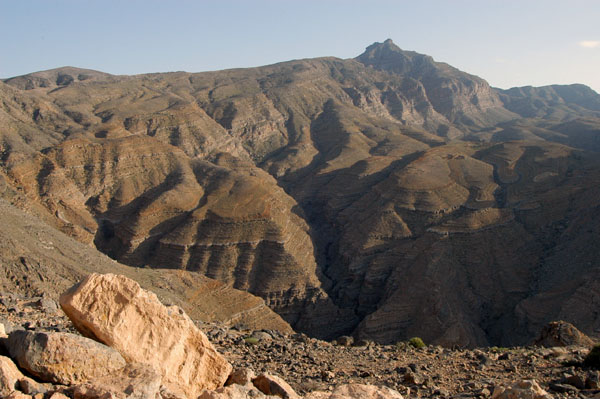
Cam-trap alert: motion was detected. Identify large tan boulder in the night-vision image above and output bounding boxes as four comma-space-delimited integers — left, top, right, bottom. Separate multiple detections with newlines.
305, 384, 404, 399
60, 273, 232, 398
5, 330, 126, 385
491, 380, 551, 399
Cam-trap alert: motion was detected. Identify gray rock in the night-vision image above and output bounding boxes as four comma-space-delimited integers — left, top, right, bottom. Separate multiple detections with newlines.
6, 330, 126, 385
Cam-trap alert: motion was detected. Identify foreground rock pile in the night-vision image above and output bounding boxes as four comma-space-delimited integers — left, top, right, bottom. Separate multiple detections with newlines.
0, 273, 598, 398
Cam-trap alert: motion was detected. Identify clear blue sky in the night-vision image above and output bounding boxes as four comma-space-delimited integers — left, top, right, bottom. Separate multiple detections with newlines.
1, 0, 599, 92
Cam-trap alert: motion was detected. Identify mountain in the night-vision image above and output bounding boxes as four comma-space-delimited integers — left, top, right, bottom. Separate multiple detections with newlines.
2, 40, 600, 346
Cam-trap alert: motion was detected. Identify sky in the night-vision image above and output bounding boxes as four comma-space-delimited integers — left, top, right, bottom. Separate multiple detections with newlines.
1, 0, 599, 92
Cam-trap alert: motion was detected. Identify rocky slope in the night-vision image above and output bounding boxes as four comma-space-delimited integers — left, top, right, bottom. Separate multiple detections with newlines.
2, 39, 600, 346
1, 280, 599, 398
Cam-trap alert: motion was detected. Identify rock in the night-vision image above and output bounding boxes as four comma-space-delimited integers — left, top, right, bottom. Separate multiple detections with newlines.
199, 384, 273, 399
225, 368, 256, 386
549, 382, 578, 393
70, 363, 161, 399
252, 374, 300, 399
305, 384, 404, 399
0, 355, 25, 397
336, 336, 354, 347
36, 297, 58, 314
586, 371, 600, 389
3, 392, 31, 399
533, 321, 595, 347
0, 323, 6, 338
563, 373, 586, 389
17, 379, 47, 395
251, 331, 273, 342
59, 273, 232, 398
403, 370, 424, 385
47, 393, 70, 399
491, 380, 551, 399
5, 330, 126, 385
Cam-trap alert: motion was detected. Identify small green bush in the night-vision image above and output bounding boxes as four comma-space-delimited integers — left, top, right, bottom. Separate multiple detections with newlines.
584, 344, 600, 368
244, 337, 259, 345
408, 337, 426, 349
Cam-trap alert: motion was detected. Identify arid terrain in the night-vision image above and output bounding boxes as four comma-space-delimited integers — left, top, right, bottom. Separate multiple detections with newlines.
1, 39, 600, 349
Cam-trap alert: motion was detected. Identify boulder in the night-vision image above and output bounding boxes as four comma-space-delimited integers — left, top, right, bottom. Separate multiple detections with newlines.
60, 273, 232, 398
491, 380, 551, 399
533, 321, 595, 347
1, 355, 25, 397
252, 374, 300, 399
70, 363, 161, 399
5, 330, 126, 385
305, 384, 404, 399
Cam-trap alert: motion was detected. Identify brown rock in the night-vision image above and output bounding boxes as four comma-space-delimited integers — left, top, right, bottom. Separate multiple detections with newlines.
491, 380, 551, 399
225, 368, 256, 386
305, 384, 404, 399
6, 330, 126, 385
70, 363, 161, 399
533, 321, 595, 347
0, 355, 25, 397
60, 273, 232, 398
47, 393, 70, 399
252, 374, 300, 399
17, 379, 47, 395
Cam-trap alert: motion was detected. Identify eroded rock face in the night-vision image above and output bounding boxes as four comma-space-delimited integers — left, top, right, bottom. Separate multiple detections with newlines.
59, 273, 232, 398
5, 330, 126, 385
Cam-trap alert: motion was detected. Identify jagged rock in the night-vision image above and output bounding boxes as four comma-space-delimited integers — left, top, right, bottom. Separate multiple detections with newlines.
225, 368, 256, 386
70, 363, 161, 399
5, 330, 126, 385
305, 384, 404, 399
252, 374, 300, 399
0, 355, 26, 397
59, 273, 232, 398
533, 321, 595, 347
491, 380, 551, 399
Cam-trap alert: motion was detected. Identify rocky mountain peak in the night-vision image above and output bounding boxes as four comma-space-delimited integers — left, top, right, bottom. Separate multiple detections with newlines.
356, 39, 435, 76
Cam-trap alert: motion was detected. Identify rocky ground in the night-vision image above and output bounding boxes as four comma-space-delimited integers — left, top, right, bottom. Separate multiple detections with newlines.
1, 290, 599, 399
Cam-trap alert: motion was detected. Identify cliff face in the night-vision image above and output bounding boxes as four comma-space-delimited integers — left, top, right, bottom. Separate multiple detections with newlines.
2, 41, 600, 346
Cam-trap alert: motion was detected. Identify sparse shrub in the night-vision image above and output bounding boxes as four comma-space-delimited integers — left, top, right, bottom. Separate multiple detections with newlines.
584, 344, 600, 368
408, 337, 426, 349
244, 337, 259, 345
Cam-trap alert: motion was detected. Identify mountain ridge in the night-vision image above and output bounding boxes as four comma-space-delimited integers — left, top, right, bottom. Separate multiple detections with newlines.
1, 40, 600, 346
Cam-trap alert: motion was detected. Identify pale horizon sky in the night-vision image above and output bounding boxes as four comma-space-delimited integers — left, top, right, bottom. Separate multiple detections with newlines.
1, 0, 599, 93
